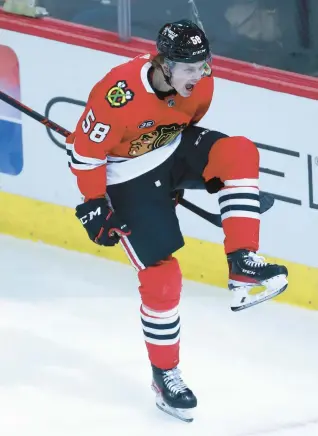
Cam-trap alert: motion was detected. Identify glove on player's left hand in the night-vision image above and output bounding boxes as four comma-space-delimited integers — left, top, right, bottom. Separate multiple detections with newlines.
75, 198, 131, 246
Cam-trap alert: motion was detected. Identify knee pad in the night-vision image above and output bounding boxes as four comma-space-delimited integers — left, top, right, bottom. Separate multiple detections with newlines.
138, 256, 182, 311
226, 136, 259, 164
203, 136, 259, 182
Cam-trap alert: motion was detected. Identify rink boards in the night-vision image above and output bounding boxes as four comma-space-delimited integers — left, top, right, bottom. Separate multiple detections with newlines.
0, 16, 317, 310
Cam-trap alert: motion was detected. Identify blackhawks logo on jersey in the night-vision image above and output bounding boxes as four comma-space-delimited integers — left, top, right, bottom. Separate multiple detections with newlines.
129, 123, 187, 157
106, 80, 134, 108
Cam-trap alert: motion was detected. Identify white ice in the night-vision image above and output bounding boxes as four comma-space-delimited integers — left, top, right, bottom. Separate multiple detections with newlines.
0, 234, 318, 436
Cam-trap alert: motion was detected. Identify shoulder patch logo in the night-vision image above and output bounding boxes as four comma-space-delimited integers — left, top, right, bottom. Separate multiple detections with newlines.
106, 80, 134, 108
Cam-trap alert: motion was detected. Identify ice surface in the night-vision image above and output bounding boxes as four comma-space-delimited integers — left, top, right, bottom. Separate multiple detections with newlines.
0, 235, 318, 436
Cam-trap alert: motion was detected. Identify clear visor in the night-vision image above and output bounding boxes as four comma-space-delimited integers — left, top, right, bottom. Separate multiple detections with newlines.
167, 54, 212, 78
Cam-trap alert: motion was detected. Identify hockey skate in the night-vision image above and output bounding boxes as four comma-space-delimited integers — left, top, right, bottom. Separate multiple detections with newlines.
151, 365, 197, 423
227, 250, 288, 312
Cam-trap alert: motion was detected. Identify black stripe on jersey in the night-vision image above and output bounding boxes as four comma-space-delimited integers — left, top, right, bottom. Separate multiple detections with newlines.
67, 149, 91, 166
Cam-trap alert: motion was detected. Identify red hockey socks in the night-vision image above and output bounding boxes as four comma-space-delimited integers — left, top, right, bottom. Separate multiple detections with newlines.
138, 257, 182, 369
203, 136, 260, 254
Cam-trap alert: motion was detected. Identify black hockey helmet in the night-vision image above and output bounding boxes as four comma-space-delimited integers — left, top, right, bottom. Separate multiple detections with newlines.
156, 19, 211, 63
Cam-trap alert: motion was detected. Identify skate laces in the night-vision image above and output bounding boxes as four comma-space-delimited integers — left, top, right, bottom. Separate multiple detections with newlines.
163, 368, 188, 394
244, 252, 267, 269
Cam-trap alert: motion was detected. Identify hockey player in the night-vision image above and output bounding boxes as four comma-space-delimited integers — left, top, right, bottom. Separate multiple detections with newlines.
66, 19, 288, 422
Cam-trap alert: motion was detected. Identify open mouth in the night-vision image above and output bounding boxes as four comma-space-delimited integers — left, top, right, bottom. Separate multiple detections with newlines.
185, 84, 194, 91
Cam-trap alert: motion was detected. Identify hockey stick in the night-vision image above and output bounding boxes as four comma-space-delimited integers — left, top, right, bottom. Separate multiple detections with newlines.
0, 91, 274, 228
178, 191, 275, 228
0, 91, 71, 137
178, 196, 222, 227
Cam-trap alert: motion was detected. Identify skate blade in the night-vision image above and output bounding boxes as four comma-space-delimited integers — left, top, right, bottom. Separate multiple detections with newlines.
231, 275, 288, 312
155, 397, 194, 423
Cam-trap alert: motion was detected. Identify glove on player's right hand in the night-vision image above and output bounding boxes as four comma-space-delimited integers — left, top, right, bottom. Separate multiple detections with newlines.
75, 198, 131, 246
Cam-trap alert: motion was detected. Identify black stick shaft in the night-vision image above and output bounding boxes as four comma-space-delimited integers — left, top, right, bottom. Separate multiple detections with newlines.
0, 91, 71, 138
178, 197, 222, 227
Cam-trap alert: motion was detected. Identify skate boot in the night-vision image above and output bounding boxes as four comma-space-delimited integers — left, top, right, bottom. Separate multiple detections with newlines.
151, 364, 197, 422
227, 249, 288, 312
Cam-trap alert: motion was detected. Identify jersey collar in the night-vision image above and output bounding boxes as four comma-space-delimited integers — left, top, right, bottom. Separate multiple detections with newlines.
140, 62, 155, 94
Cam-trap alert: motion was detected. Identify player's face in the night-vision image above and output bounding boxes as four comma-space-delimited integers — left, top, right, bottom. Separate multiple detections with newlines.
170, 60, 210, 97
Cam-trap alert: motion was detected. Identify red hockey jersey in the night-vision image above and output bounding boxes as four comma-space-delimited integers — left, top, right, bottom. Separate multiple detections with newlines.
67, 53, 214, 200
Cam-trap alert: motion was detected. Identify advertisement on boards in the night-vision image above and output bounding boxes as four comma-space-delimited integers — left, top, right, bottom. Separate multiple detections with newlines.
0, 45, 23, 176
